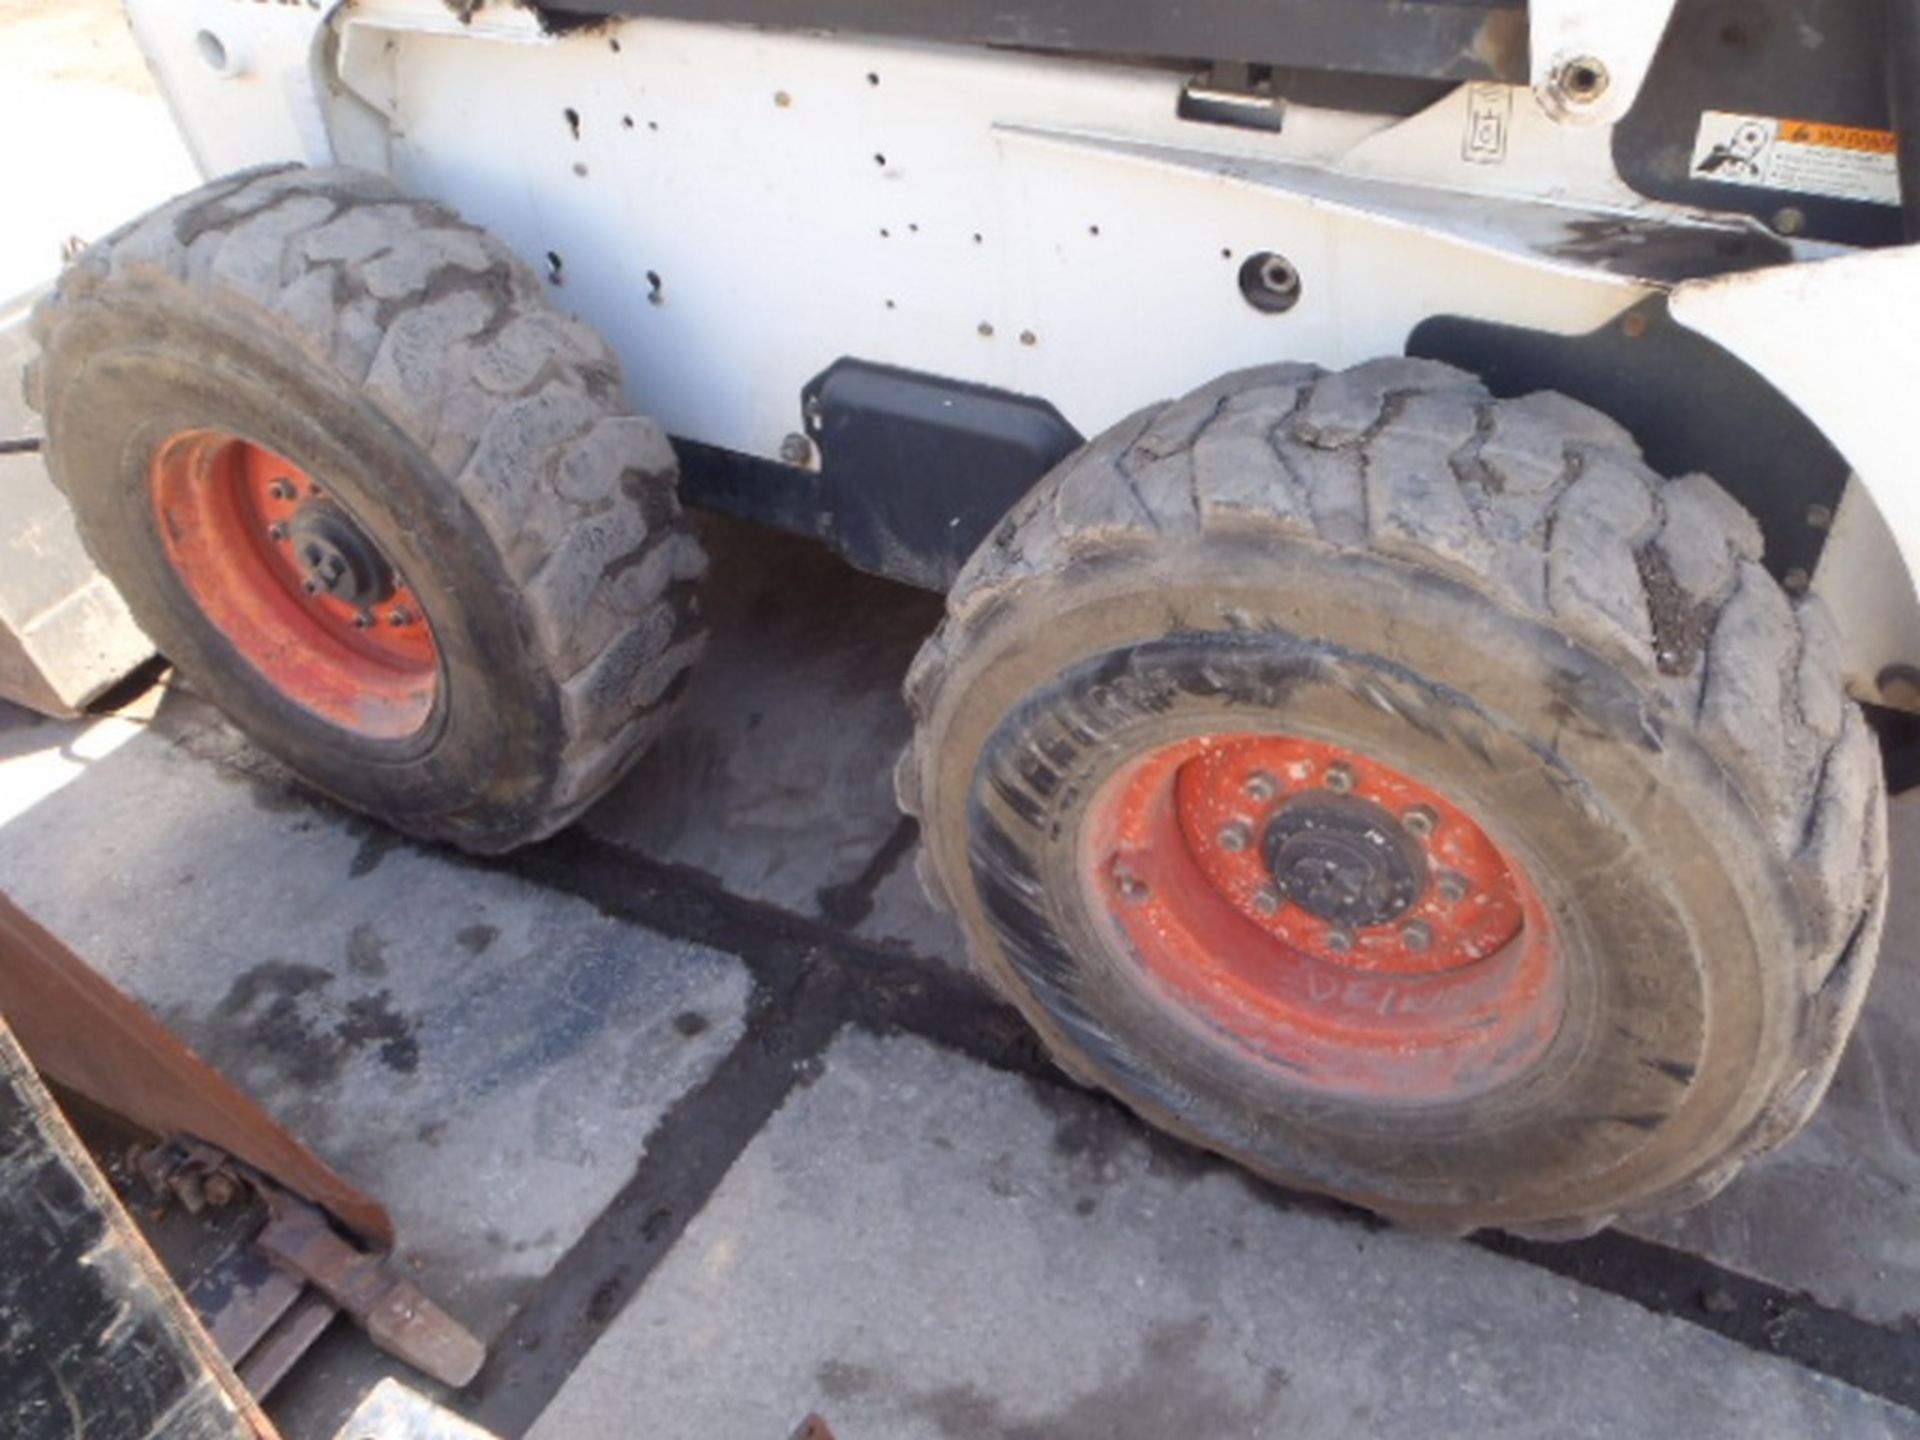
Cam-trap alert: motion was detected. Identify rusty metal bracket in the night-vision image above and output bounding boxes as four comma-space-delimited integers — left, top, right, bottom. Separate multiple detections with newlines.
255, 1186, 485, 1389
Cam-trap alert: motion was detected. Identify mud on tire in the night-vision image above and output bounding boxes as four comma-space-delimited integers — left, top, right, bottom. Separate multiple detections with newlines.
898, 357, 1888, 1236
28, 166, 706, 853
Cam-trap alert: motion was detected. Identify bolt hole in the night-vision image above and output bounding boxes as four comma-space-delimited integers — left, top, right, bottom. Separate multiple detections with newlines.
1089, 224, 1102, 237
609, 36, 622, 53
563, 107, 581, 139
646, 270, 664, 305
648, 120, 660, 132
1238, 251, 1302, 314
194, 29, 232, 74
874, 152, 888, 167
621, 114, 635, 129
867, 71, 881, 86
545, 251, 564, 285
1558, 57, 1609, 103
972, 232, 984, 245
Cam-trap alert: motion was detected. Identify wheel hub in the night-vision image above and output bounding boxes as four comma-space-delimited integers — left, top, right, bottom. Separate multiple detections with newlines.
1264, 795, 1427, 929
287, 501, 395, 607
1087, 732, 1562, 1101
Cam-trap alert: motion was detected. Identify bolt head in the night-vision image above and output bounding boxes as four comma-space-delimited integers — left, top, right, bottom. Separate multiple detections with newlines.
1401, 919, 1433, 953
267, 523, 288, 542
1251, 888, 1282, 916
1437, 872, 1470, 904
1323, 763, 1355, 796
1324, 927, 1354, 955
1218, 821, 1253, 853
352, 611, 373, 629
1243, 770, 1278, 803
269, 478, 297, 502
779, 432, 814, 466
388, 607, 414, 628
1402, 805, 1437, 839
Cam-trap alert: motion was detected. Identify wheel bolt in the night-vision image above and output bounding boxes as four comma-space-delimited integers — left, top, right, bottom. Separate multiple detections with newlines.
1401, 919, 1433, 953
1323, 763, 1355, 795
269, 479, 297, 502
352, 610, 374, 629
1437, 871, 1470, 903
1252, 888, 1282, 916
389, 607, 415, 628
267, 523, 288, 542
1325, 927, 1354, 954
1112, 859, 1149, 903
1403, 805, 1437, 838
1218, 821, 1253, 852
1244, 771, 1278, 803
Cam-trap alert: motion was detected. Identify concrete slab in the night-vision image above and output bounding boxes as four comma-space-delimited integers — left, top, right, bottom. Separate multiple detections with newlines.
0, 694, 750, 1337
1627, 792, 1920, 1328
582, 515, 945, 927
529, 1029, 1916, 1440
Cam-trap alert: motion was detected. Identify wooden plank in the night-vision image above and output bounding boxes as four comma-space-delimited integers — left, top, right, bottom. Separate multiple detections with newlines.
0, 1019, 276, 1440
0, 890, 392, 1246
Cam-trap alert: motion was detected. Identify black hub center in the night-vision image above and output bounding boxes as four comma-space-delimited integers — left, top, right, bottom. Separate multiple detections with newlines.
1263, 794, 1429, 929
287, 501, 394, 608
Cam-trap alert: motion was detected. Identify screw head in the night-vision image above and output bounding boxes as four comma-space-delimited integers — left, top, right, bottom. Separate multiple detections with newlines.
1325, 927, 1354, 955
1401, 919, 1433, 953
1323, 763, 1355, 796
1218, 821, 1253, 853
1244, 770, 1279, 802
1555, 55, 1610, 104
1251, 888, 1282, 916
1437, 871, 1470, 904
1403, 805, 1437, 839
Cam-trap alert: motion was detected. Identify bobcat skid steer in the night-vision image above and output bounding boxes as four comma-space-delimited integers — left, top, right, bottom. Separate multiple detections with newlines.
26, 0, 1920, 1238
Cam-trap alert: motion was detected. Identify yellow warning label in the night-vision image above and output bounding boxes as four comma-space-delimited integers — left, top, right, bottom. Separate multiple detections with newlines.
1777, 120, 1897, 155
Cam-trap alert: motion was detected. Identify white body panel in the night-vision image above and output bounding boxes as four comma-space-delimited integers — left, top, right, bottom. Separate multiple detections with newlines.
120, 0, 1920, 696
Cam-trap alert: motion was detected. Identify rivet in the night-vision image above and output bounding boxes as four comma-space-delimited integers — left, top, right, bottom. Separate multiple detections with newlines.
269, 478, 297, 502
1401, 919, 1433, 953
1325, 927, 1354, 955
352, 610, 373, 629
1805, 503, 1834, 532
779, 432, 814, 466
1437, 872, 1470, 903
1323, 763, 1355, 795
389, 607, 415, 628
1252, 888, 1282, 916
1403, 805, 1437, 838
1243, 770, 1278, 802
1218, 821, 1253, 853
267, 523, 288, 542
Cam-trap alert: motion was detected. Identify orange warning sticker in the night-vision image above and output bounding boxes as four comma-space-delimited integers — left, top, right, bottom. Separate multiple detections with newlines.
1691, 110, 1900, 207
1776, 120, 1897, 155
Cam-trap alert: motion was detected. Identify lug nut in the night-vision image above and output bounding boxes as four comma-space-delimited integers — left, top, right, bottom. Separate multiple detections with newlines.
1437, 871, 1470, 903
1244, 771, 1278, 802
1252, 888, 1282, 916
1403, 805, 1437, 838
1218, 821, 1253, 852
1401, 919, 1433, 953
1323, 763, 1354, 795
1325, 927, 1354, 954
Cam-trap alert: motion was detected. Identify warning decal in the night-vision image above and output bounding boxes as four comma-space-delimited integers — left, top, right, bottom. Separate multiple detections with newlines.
1690, 110, 1899, 207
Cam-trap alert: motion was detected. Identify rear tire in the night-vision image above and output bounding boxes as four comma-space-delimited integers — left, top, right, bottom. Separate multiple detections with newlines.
899, 358, 1887, 1236
29, 166, 706, 853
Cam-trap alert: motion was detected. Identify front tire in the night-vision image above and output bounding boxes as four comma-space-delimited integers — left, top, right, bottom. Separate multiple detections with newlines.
29, 167, 706, 853
899, 358, 1887, 1236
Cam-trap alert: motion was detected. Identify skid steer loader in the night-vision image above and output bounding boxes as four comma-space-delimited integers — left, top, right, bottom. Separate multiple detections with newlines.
25, 0, 1920, 1238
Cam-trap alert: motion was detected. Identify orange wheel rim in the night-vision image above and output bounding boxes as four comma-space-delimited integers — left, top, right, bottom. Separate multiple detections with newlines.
1087, 733, 1563, 1102
149, 429, 440, 741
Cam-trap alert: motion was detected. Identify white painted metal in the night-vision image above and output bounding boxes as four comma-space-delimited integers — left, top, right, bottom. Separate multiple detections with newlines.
1674, 247, 1920, 698
114, 0, 1920, 689
1527, 0, 1682, 126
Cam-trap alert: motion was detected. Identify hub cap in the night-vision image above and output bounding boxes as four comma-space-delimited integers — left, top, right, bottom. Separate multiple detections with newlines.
149, 430, 439, 740
1088, 733, 1561, 1101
